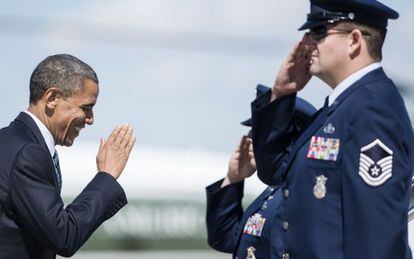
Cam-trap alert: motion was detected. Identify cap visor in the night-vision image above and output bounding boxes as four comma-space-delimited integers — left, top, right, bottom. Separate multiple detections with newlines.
298, 20, 330, 30
240, 118, 252, 127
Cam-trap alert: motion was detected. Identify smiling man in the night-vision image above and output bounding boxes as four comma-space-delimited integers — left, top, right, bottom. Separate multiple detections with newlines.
251, 0, 414, 258
0, 54, 135, 258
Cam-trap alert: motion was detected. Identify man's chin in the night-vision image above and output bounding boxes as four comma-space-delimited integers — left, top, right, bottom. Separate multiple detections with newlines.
60, 137, 76, 147
309, 65, 320, 77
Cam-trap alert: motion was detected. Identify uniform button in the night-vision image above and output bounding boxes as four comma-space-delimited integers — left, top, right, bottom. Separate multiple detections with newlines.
283, 221, 289, 231
262, 202, 268, 209
283, 189, 290, 198
282, 252, 290, 259
268, 195, 274, 200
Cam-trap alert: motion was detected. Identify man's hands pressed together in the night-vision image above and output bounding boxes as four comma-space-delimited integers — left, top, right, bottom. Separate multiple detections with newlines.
96, 124, 136, 179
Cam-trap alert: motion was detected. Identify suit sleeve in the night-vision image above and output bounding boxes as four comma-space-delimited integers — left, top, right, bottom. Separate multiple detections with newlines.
9, 143, 127, 257
251, 91, 299, 185
341, 100, 412, 259
205, 179, 244, 253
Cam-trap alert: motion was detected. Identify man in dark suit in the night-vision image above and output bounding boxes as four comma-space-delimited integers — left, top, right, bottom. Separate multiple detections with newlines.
0, 54, 135, 258
206, 85, 316, 258
251, 0, 413, 258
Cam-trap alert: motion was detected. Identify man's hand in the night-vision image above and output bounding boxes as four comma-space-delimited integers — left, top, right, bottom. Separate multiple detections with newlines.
271, 34, 314, 101
221, 135, 256, 188
96, 124, 135, 179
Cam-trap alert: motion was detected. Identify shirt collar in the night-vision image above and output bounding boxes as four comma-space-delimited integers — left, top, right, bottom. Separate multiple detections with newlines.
328, 63, 381, 106
24, 110, 56, 157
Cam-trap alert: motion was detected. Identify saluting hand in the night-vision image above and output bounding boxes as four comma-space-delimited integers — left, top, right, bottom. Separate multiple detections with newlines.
96, 124, 136, 179
221, 135, 256, 188
271, 34, 314, 101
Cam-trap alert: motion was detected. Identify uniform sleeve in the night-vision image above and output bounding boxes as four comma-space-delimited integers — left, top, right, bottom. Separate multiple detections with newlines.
341, 100, 412, 259
251, 92, 299, 185
205, 179, 244, 253
9, 143, 127, 257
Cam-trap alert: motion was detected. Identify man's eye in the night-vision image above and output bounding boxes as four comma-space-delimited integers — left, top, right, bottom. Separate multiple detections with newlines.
81, 106, 92, 113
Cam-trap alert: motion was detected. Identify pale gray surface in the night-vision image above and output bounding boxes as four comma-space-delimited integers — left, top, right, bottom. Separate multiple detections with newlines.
58, 251, 229, 259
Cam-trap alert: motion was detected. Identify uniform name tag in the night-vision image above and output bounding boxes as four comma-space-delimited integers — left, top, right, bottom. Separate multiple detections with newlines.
307, 136, 340, 161
243, 213, 266, 237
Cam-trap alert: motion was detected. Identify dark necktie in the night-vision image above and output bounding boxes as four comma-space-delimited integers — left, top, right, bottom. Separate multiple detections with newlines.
52, 151, 62, 193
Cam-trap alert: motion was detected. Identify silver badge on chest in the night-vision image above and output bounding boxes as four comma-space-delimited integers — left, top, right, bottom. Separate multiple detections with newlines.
313, 175, 327, 199
246, 246, 256, 259
323, 123, 335, 134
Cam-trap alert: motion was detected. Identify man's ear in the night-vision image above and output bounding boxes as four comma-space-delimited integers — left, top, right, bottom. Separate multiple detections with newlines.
348, 29, 362, 59
44, 87, 62, 110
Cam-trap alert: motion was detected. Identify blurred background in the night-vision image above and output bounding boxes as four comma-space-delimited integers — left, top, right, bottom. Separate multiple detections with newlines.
1, 0, 413, 258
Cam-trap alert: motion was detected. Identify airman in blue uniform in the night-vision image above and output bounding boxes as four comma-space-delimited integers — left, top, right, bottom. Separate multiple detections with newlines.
206, 85, 316, 258
251, 0, 414, 258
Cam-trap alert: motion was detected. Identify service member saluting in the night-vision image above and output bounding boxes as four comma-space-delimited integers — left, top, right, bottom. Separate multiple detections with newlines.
206, 86, 317, 259
251, 0, 413, 258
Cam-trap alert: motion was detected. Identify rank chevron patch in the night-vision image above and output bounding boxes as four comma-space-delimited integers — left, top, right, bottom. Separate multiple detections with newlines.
358, 139, 393, 186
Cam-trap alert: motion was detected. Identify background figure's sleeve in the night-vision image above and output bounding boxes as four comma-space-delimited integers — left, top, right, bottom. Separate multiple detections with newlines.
251, 91, 298, 186
9, 144, 127, 257
205, 179, 244, 253
341, 100, 413, 259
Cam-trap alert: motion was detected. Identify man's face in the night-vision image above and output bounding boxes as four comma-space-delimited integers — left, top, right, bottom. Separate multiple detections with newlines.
51, 79, 99, 146
306, 24, 350, 80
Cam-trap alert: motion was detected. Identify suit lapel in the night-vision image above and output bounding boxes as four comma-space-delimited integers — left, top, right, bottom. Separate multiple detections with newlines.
14, 112, 50, 154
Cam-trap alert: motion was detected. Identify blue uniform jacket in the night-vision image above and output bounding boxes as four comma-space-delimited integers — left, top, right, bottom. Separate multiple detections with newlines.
251, 68, 414, 258
206, 179, 280, 258
0, 113, 127, 259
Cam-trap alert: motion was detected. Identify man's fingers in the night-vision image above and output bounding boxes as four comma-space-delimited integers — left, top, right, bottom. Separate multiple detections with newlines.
296, 42, 307, 60
107, 126, 121, 144
125, 135, 136, 155
248, 142, 254, 152
98, 138, 104, 153
286, 42, 301, 63
240, 139, 251, 159
120, 125, 134, 148
114, 124, 129, 146
234, 135, 246, 152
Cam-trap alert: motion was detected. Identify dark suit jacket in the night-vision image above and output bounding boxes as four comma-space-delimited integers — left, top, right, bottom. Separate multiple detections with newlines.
0, 112, 127, 259
251, 68, 414, 258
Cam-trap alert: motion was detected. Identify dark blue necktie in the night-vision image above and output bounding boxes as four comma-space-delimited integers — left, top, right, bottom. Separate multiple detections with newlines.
52, 151, 62, 193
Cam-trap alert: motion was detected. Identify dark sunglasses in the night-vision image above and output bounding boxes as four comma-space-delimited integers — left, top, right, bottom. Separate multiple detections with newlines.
307, 25, 371, 41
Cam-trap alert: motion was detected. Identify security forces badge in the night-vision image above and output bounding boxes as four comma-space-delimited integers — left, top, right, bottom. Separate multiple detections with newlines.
314, 175, 327, 199
358, 139, 393, 186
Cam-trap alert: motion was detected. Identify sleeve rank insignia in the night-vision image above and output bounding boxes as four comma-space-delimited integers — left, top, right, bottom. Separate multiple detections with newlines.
307, 136, 340, 161
358, 139, 393, 186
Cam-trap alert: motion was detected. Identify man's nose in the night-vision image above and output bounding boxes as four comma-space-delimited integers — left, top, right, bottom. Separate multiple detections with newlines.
85, 115, 94, 125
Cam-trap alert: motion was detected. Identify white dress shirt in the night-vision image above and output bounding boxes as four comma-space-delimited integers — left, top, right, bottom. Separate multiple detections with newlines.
328, 63, 381, 106
24, 110, 56, 157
